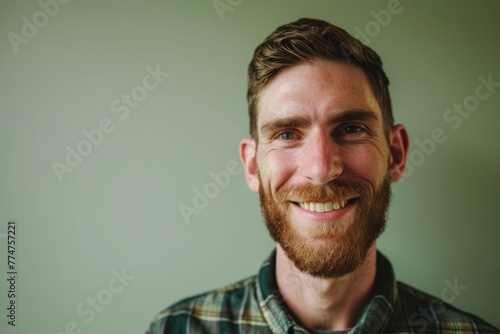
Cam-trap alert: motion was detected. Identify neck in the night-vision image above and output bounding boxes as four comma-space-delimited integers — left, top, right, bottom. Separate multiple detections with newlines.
275, 243, 377, 331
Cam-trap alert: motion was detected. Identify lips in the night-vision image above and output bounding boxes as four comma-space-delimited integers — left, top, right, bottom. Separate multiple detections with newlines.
296, 199, 354, 213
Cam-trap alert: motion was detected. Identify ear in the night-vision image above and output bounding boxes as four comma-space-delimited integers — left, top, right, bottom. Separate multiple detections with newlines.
388, 124, 409, 182
239, 138, 259, 192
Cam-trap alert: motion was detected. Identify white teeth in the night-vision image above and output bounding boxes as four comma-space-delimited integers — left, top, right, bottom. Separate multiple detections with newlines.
315, 203, 325, 213
298, 200, 349, 212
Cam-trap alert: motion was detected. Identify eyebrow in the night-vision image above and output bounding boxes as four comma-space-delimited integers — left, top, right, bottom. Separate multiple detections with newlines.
260, 108, 379, 135
327, 108, 379, 125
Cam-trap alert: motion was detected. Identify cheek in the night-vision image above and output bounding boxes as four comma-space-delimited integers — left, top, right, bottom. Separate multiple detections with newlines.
343, 145, 388, 182
258, 149, 297, 192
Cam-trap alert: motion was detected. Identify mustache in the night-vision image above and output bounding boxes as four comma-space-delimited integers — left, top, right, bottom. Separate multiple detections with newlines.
274, 179, 371, 203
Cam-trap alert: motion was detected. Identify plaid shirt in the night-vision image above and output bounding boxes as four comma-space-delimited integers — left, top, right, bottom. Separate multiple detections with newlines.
146, 250, 498, 333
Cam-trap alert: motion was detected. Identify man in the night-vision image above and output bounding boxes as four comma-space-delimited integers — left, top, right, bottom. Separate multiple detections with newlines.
146, 18, 499, 333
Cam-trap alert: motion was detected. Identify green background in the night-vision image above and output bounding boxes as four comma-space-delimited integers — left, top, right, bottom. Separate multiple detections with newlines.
0, 0, 499, 332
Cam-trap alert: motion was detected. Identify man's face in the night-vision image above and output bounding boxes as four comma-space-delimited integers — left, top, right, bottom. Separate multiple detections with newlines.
241, 60, 406, 278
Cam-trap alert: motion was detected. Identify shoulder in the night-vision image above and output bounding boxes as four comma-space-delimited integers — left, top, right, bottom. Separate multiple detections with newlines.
387, 281, 499, 333
146, 275, 268, 334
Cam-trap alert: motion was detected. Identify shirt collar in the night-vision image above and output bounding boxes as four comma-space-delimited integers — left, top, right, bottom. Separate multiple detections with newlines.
256, 249, 398, 334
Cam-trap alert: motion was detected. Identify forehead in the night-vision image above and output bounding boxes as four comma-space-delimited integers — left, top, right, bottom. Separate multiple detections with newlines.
258, 60, 381, 127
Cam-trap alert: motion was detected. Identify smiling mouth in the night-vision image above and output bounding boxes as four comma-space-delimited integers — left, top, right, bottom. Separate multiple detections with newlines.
293, 198, 357, 213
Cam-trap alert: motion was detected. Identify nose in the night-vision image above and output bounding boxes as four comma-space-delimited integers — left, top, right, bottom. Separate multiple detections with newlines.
298, 130, 343, 184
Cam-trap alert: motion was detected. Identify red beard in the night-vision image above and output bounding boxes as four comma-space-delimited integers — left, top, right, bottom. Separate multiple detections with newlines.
258, 172, 392, 278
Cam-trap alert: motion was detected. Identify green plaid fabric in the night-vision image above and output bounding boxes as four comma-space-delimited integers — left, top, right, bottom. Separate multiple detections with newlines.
146, 251, 499, 333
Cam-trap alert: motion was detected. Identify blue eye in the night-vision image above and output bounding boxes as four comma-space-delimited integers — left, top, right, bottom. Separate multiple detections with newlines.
279, 132, 295, 140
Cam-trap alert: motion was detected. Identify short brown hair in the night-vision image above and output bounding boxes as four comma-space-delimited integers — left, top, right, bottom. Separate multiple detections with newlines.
247, 18, 394, 140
